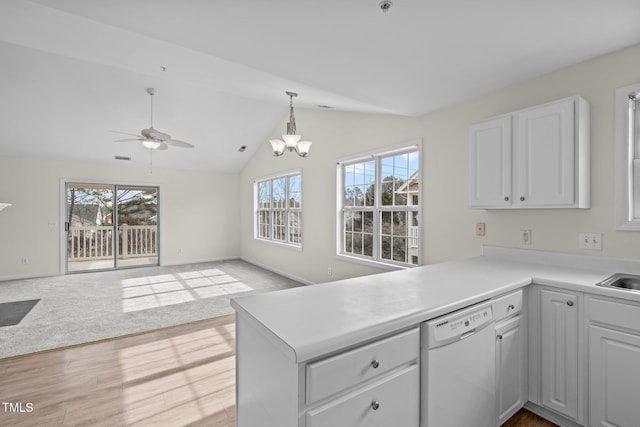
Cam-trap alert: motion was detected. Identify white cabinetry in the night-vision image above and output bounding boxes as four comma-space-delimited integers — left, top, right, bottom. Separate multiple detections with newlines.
236, 313, 419, 427
470, 96, 590, 209
539, 288, 582, 422
587, 296, 640, 427
470, 115, 512, 207
494, 290, 526, 425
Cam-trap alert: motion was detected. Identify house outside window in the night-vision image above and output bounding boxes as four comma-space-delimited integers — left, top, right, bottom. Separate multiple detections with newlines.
615, 83, 640, 230
337, 142, 421, 267
255, 171, 302, 246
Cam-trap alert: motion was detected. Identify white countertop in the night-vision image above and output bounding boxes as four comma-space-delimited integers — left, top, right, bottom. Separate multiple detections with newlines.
231, 247, 640, 364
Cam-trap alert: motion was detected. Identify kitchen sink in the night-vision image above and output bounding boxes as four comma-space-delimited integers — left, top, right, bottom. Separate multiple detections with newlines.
596, 273, 640, 292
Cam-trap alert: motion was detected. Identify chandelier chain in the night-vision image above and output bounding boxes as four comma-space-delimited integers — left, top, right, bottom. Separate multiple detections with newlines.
288, 94, 297, 135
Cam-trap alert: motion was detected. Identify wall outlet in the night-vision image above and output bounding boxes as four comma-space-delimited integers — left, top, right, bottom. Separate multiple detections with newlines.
476, 222, 486, 236
520, 230, 532, 245
21, 257, 28, 264
328, 266, 333, 276
579, 232, 602, 250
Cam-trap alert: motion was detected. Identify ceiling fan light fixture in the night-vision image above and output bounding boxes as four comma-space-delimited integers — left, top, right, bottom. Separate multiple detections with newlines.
269, 91, 312, 157
142, 139, 162, 150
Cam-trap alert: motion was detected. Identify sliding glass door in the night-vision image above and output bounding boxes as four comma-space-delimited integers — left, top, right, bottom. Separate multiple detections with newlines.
115, 186, 159, 268
66, 183, 159, 273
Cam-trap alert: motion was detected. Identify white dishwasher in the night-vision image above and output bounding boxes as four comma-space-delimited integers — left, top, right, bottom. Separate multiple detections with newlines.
421, 300, 495, 427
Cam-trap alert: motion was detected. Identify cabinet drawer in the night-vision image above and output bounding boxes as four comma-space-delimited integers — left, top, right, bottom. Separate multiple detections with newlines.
306, 327, 419, 404
588, 296, 640, 333
494, 289, 523, 322
306, 364, 419, 427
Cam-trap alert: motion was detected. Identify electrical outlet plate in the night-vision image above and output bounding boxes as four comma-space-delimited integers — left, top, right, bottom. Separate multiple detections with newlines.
476, 223, 485, 236
521, 229, 532, 245
579, 232, 602, 250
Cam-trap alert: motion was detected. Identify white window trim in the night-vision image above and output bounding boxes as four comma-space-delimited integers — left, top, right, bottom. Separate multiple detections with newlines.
335, 140, 423, 269
253, 169, 303, 248
615, 83, 640, 230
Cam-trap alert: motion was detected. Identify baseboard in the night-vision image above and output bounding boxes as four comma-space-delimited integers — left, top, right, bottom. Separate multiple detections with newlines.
0, 257, 242, 282
0, 272, 61, 283
160, 256, 240, 267
523, 402, 582, 427
239, 257, 314, 286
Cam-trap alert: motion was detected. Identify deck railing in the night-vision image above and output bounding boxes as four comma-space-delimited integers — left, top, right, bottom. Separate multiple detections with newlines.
68, 225, 157, 261
408, 226, 419, 249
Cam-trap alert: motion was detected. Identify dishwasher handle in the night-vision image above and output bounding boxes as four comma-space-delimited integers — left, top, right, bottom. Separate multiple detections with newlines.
460, 329, 476, 340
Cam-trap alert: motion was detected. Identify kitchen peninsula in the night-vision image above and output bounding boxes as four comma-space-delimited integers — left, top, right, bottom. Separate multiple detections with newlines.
231, 246, 640, 427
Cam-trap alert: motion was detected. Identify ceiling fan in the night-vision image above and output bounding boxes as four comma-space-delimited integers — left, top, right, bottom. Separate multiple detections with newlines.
112, 88, 194, 150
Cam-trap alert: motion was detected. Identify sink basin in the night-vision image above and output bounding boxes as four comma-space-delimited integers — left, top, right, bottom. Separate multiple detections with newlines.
596, 273, 640, 292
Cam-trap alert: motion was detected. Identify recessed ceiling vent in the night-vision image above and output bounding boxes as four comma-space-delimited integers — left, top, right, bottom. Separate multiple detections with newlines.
379, 1, 392, 13
114, 155, 131, 161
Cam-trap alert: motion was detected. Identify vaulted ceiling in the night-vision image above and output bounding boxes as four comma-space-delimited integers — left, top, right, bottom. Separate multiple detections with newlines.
2, 0, 640, 172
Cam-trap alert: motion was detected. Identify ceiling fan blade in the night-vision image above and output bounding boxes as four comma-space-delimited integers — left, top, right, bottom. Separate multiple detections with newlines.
114, 138, 143, 142
156, 142, 169, 150
164, 138, 194, 148
109, 130, 142, 138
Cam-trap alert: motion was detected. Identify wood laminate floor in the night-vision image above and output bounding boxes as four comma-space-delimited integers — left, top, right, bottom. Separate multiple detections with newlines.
0, 315, 556, 426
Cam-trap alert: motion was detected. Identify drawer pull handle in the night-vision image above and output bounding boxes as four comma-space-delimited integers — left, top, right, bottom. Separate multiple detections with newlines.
371, 359, 380, 369
520, 196, 525, 201
507, 304, 515, 311
371, 401, 380, 411
497, 334, 503, 340
567, 300, 574, 307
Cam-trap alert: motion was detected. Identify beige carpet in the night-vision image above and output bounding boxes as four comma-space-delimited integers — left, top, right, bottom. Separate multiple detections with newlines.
0, 259, 301, 359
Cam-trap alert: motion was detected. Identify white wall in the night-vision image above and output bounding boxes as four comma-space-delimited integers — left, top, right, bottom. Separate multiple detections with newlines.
4, 43, 640, 284
239, 112, 424, 284
0, 156, 240, 279
240, 43, 640, 284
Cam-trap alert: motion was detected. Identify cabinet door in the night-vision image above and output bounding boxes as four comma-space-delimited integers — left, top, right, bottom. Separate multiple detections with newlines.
540, 289, 579, 420
589, 325, 640, 427
469, 115, 512, 207
496, 315, 526, 425
516, 98, 575, 206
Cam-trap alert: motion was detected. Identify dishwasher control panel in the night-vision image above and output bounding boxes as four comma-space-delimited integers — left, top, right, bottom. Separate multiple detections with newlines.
424, 301, 494, 348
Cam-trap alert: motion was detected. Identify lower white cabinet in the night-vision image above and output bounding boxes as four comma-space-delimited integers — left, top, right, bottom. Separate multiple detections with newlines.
496, 315, 526, 425
587, 296, 640, 427
539, 288, 582, 422
306, 365, 419, 427
235, 314, 419, 427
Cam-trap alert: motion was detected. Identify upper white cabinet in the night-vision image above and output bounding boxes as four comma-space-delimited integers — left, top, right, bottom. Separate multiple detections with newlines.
470, 96, 590, 209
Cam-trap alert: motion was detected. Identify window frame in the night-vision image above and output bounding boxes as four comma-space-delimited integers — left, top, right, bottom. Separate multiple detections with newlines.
254, 170, 303, 248
615, 83, 640, 230
336, 140, 422, 268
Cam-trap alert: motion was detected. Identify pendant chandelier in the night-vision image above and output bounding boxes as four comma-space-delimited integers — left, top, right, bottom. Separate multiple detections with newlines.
269, 91, 312, 157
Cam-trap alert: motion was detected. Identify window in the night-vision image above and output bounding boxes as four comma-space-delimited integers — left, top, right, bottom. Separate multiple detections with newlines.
338, 142, 421, 266
255, 172, 302, 246
615, 83, 640, 230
